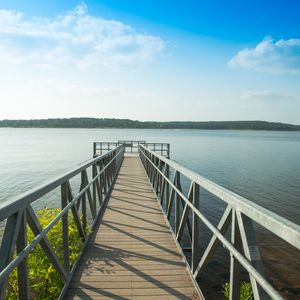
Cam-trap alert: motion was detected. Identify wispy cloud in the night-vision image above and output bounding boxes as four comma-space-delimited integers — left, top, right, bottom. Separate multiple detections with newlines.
0, 3, 165, 69
229, 37, 300, 74
240, 89, 294, 100
25, 79, 128, 97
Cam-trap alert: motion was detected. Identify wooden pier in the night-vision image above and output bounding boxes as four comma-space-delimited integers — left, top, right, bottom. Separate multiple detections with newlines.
1, 141, 300, 300
65, 155, 200, 299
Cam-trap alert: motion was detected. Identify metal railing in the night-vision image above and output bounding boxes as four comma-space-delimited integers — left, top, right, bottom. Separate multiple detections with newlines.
139, 144, 300, 300
117, 140, 146, 153
94, 140, 170, 158
93, 142, 119, 156
0, 145, 125, 300
142, 142, 170, 158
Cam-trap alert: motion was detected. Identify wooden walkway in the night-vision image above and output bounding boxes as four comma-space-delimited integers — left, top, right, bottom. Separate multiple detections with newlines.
65, 155, 201, 300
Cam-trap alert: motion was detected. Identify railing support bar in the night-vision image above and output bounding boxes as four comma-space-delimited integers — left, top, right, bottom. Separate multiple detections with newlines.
192, 182, 200, 272
230, 209, 242, 300
0, 211, 22, 300
61, 182, 70, 274
17, 210, 30, 300
236, 211, 269, 300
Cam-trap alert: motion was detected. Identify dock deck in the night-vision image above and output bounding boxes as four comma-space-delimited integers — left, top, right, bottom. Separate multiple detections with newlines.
2, 141, 296, 299
65, 155, 201, 300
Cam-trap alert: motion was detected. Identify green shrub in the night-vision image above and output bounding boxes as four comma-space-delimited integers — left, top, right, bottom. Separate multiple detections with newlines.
6, 208, 83, 299
222, 281, 253, 300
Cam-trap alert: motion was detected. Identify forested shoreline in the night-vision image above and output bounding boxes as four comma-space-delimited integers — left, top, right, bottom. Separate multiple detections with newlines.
0, 118, 299, 130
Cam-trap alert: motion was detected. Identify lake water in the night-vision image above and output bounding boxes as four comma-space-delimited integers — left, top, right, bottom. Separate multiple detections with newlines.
0, 128, 300, 298
1, 128, 299, 223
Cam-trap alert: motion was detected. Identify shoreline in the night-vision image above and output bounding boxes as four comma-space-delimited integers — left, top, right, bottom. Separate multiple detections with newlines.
1, 126, 300, 132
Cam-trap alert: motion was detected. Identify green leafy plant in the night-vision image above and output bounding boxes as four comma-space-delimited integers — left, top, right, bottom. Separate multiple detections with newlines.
222, 281, 253, 300
6, 208, 83, 299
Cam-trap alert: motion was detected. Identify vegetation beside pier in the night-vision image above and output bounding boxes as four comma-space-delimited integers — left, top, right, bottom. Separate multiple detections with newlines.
6, 208, 82, 300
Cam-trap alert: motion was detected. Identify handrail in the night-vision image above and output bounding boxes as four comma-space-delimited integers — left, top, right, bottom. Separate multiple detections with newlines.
139, 144, 300, 300
0, 145, 125, 299
93, 141, 170, 158
0, 146, 123, 221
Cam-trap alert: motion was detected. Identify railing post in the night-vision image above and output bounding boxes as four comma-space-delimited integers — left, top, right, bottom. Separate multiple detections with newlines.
150, 154, 155, 187
82, 171, 96, 220
100, 160, 107, 195
81, 171, 87, 232
109, 153, 113, 183
93, 142, 96, 158
192, 182, 200, 272
105, 157, 110, 191
165, 164, 170, 211
146, 151, 149, 175
155, 159, 161, 194
230, 209, 242, 300
167, 171, 177, 219
236, 212, 269, 300
61, 182, 70, 274
113, 150, 117, 177
0, 211, 22, 300
92, 164, 97, 212
17, 210, 30, 300
160, 163, 167, 206
94, 164, 102, 208
175, 172, 181, 235
66, 181, 86, 241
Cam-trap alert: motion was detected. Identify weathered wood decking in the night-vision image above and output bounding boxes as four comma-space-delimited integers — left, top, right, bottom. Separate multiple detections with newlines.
65, 155, 200, 300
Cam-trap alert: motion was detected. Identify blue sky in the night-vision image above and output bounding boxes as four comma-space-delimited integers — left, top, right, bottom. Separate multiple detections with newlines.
0, 0, 300, 123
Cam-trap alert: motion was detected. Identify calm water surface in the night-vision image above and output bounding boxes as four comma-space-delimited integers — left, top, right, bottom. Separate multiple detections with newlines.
0, 128, 299, 224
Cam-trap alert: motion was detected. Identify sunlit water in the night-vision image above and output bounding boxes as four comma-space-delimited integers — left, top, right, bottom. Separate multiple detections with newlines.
1, 128, 299, 222
0, 128, 299, 298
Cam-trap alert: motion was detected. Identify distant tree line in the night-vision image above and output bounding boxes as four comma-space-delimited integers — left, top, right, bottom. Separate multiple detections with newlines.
0, 118, 299, 130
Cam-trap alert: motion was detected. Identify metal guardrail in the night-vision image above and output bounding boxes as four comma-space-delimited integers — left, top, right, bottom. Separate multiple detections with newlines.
143, 142, 170, 158
94, 140, 170, 158
139, 144, 300, 300
0, 145, 125, 300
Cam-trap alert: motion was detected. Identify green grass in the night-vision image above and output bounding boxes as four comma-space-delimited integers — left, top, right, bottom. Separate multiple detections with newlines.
6, 208, 83, 299
222, 282, 253, 300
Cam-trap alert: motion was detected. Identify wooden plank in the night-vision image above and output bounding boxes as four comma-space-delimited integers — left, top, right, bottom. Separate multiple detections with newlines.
70, 281, 194, 289
72, 274, 190, 282
65, 156, 201, 299
67, 287, 196, 297
76, 269, 190, 277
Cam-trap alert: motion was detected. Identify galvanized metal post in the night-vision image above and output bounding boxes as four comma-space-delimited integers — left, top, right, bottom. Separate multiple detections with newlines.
17, 210, 30, 300
236, 212, 269, 300
175, 172, 181, 235
165, 164, 170, 211
230, 209, 242, 300
61, 182, 70, 274
192, 182, 200, 272
93, 142, 96, 158
81, 171, 87, 232
0, 212, 22, 300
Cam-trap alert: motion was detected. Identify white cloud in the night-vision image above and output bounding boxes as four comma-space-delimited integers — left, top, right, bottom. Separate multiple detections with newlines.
229, 37, 300, 74
0, 3, 165, 69
240, 90, 293, 100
